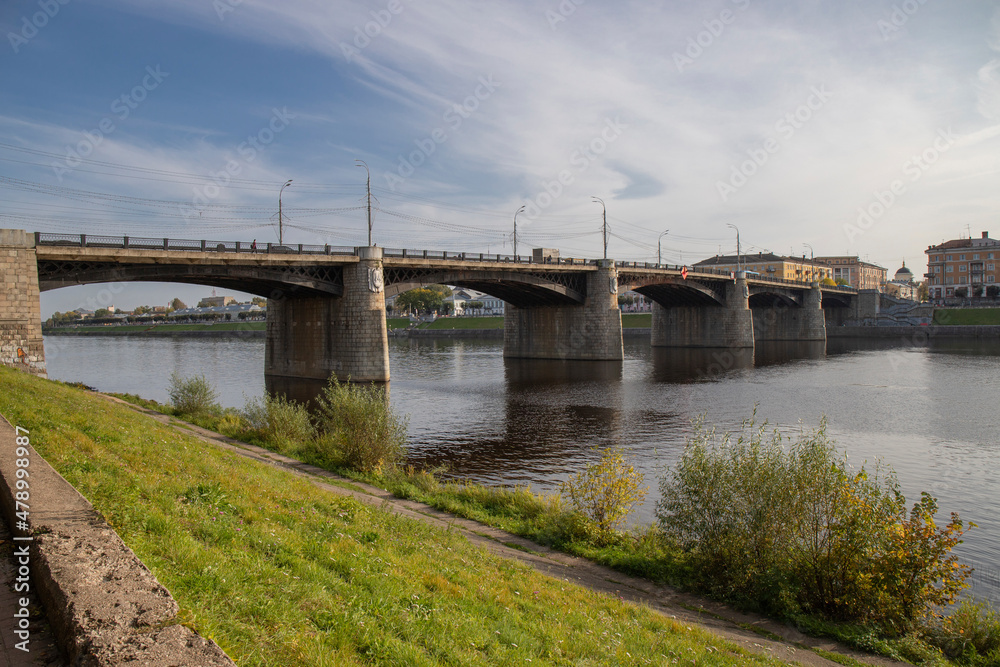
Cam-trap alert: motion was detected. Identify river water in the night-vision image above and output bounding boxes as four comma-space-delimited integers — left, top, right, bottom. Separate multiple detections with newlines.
41, 333, 1000, 602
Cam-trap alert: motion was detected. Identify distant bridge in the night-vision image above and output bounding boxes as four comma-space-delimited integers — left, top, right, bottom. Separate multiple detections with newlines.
3, 230, 866, 384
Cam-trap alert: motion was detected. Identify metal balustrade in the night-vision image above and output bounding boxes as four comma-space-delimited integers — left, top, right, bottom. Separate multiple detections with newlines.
32, 232, 856, 291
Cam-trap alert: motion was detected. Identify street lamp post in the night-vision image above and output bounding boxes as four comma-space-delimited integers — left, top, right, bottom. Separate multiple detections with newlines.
513, 205, 525, 258
278, 179, 293, 246
592, 196, 607, 260
356, 160, 373, 246
726, 223, 741, 274
658, 229, 669, 266
803, 242, 815, 282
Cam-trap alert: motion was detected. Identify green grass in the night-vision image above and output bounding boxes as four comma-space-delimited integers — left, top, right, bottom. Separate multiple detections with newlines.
386, 317, 411, 330
0, 367, 787, 666
933, 308, 1000, 325
621, 313, 652, 328
44, 322, 265, 334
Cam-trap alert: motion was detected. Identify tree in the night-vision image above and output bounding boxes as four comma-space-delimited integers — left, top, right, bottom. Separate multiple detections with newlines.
94, 308, 111, 318
835, 278, 850, 286
820, 277, 836, 286
251, 296, 267, 307
426, 284, 453, 298
171, 298, 187, 311
395, 288, 444, 314
987, 285, 999, 298
972, 284, 983, 298
133, 305, 153, 315
917, 282, 929, 301
954, 287, 968, 298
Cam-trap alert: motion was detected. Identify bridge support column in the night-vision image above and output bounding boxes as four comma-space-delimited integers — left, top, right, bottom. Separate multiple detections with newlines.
651, 276, 753, 348
265, 246, 388, 386
0, 230, 45, 376
503, 260, 623, 360
753, 283, 826, 342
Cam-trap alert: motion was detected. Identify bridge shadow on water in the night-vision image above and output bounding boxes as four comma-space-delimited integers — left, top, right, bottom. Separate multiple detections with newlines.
645, 341, 826, 383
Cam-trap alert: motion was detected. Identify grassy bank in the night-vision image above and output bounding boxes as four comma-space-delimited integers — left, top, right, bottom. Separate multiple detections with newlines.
933, 309, 1000, 325
622, 313, 652, 328
44, 322, 265, 334
0, 367, 785, 666
125, 380, 998, 667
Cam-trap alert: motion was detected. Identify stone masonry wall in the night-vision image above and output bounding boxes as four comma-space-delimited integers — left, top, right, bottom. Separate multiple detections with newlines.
503, 261, 624, 360
0, 229, 46, 376
753, 284, 827, 342
650, 277, 754, 348
265, 248, 389, 383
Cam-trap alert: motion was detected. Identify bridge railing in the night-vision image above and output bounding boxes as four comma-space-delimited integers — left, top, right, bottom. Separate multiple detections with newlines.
35, 233, 356, 256
380, 248, 595, 266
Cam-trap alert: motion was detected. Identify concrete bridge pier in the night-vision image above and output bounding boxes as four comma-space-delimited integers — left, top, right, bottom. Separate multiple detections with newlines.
503, 260, 623, 360
650, 275, 754, 348
265, 246, 389, 385
0, 230, 45, 376
753, 282, 826, 342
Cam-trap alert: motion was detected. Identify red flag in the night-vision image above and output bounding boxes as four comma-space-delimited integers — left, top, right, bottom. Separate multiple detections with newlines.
681, 266, 688, 279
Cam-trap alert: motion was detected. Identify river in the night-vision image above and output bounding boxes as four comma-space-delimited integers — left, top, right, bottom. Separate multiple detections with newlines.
41, 333, 1000, 602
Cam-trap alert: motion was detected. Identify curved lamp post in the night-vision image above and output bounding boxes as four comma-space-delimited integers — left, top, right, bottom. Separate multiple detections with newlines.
355, 160, 373, 246
726, 223, 741, 274
278, 179, 293, 245
803, 242, 815, 282
658, 229, 669, 266
513, 205, 525, 258
592, 196, 607, 260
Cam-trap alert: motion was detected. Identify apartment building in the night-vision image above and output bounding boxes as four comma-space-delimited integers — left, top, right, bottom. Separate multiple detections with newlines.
693, 253, 832, 282
924, 231, 999, 299
813, 256, 886, 290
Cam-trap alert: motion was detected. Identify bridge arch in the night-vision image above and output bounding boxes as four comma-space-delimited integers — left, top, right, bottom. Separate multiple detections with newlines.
383, 268, 586, 307
624, 278, 725, 308
35, 260, 344, 298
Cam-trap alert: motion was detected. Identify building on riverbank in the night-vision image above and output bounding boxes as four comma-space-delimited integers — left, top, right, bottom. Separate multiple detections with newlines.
694, 253, 833, 282
924, 231, 999, 300
814, 256, 886, 290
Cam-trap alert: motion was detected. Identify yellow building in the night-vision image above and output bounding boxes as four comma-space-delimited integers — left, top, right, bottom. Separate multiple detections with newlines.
924, 231, 999, 299
693, 253, 832, 282
814, 256, 886, 290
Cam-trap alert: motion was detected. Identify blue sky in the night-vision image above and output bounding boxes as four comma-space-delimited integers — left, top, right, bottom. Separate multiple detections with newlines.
2, 0, 999, 316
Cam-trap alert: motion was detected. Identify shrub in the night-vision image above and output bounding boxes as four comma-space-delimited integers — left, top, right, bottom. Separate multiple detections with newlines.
312, 377, 407, 474
560, 445, 647, 538
987, 285, 999, 298
928, 598, 1000, 663
656, 417, 973, 632
167, 372, 220, 415
240, 394, 314, 452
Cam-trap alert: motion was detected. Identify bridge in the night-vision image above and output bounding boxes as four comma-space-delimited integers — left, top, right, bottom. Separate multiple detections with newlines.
1, 229, 866, 384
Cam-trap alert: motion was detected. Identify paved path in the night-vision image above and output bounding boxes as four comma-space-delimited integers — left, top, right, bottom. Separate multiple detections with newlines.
105, 395, 913, 667
0, 520, 64, 666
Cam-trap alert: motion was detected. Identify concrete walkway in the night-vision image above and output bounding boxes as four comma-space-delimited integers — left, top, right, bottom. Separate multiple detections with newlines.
104, 395, 913, 667
0, 518, 63, 666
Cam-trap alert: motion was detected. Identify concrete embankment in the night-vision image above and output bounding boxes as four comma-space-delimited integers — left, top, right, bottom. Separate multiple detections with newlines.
44, 327, 263, 338
0, 416, 234, 666
827, 325, 1000, 338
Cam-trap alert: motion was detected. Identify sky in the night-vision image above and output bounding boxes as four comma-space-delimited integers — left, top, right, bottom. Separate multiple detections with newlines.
2, 0, 999, 317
